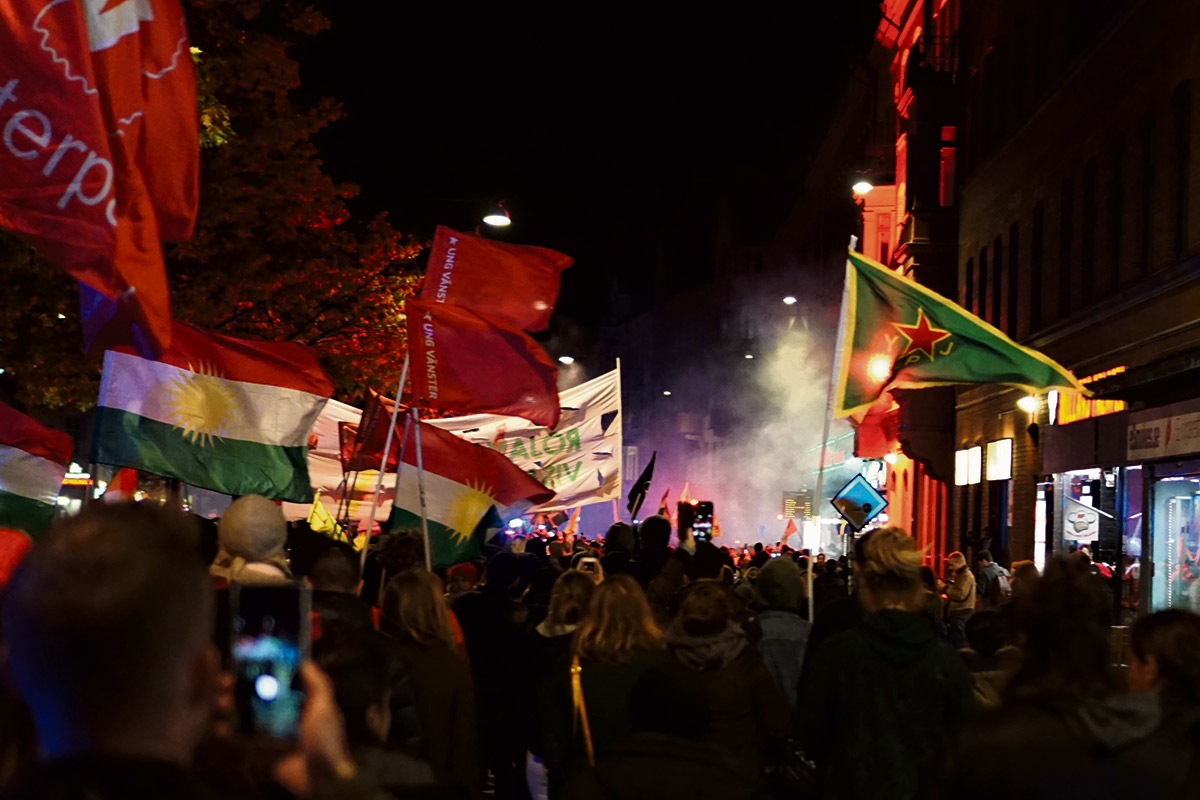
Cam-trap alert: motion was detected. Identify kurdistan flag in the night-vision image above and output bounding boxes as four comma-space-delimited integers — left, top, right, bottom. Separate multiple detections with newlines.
0, 402, 72, 536
388, 419, 554, 568
834, 250, 1089, 418
93, 323, 333, 502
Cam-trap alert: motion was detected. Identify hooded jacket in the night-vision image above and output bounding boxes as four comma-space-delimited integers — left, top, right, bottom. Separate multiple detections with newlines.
938, 693, 1200, 800
666, 621, 791, 778
798, 608, 974, 800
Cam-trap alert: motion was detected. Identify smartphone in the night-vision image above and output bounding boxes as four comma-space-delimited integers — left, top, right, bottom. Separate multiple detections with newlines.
579, 556, 599, 573
230, 584, 311, 740
693, 501, 714, 543
676, 501, 696, 533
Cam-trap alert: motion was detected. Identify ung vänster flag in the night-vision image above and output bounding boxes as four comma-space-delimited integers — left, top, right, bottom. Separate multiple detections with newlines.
421, 226, 572, 332
407, 298, 560, 428
833, 250, 1089, 417
93, 323, 333, 502
0, 401, 72, 536
0, 0, 199, 355
387, 420, 553, 568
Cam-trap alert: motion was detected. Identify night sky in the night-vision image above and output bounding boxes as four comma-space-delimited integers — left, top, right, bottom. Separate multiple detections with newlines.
301, 3, 880, 337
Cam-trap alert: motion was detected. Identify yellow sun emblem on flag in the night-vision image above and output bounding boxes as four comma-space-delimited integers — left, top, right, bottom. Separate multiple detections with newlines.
164, 363, 237, 447
444, 479, 495, 544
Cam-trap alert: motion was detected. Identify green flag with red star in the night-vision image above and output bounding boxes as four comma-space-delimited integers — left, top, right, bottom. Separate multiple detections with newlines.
833, 250, 1089, 418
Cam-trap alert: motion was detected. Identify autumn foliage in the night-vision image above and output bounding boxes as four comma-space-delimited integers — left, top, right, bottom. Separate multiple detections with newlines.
0, 0, 422, 411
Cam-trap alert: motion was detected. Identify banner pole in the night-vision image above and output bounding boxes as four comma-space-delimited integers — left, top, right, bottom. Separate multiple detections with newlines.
411, 406, 432, 571
810, 239, 856, 621
362, 354, 409, 574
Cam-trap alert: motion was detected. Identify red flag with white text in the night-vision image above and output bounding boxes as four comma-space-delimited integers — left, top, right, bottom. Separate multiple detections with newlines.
0, 0, 200, 354
420, 226, 572, 332
406, 298, 560, 428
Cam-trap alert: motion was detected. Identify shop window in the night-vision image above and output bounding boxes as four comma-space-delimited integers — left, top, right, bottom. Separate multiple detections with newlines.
1060, 467, 1122, 610
986, 439, 1013, 481
1149, 463, 1200, 614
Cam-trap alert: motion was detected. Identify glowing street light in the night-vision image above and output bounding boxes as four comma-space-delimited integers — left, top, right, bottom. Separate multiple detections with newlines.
1017, 395, 1040, 414
782, 295, 797, 305
744, 353, 754, 360
662, 390, 672, 396
482, 201, 511, 227
852, 180, 874, 197
558, 355, 575, 365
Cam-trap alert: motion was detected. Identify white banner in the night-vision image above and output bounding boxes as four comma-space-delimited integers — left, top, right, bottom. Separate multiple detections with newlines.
281, 368, 622, 522
427, 368, 622, 512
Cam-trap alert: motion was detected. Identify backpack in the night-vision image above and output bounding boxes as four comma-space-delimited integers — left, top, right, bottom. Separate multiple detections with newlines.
989, 566, 1012, 606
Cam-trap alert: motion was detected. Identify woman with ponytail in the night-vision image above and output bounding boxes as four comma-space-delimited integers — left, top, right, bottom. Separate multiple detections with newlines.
797, 528, 973, 800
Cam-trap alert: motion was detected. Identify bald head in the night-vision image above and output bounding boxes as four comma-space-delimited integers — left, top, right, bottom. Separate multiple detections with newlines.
3, 503, 216, 759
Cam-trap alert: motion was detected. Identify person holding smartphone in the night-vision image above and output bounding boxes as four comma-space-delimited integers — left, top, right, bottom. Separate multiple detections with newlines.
0, 503, 371, 800
942, 551, 977, 649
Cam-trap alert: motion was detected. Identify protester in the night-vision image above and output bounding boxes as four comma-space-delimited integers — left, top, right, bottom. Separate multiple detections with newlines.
628, 515, 673, 588
1, 503, 372, 799
313, 630, 437, 793
539, 574, 667, 795
974, 550, 1011, 610
941, 551, 976, 648
938, 558, 1200, 799
1128, 609, 1200, 702
749, 542, 770, 569
308, 541, 374, 634
666, 580, 789, 780
798, 527, 973, 800
752, 557, 811, 708
444, 562, 479, 605
957, 610, 1021, 708
558, 667, 756, 800
380, 569, 480, 797
523, 570, 596, 799
210, 494, 292, 585
1009, 559, 1040, 599
600, 522, 635, 577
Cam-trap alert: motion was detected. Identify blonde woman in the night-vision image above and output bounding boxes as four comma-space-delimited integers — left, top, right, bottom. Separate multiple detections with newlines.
798, 528, 973, 800
380, 570, 480, 798
538, 574, 666, 793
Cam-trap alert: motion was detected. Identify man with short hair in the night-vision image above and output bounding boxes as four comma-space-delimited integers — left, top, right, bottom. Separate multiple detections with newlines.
309, 541, 374, 634
975, 549, 1012, 610
1, 503, 369, 799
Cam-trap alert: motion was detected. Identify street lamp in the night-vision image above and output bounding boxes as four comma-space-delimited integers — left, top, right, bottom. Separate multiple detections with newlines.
558, 356, 574, 365
852, 180, 874, 197
782, 295, 797, 305
482, 201, 511, 227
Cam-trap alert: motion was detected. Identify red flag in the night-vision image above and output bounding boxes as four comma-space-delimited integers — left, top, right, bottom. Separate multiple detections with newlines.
421, 226, 571, 332
0, 0, 199, 354
783, 517, 799, 540
406, 298, 560, 428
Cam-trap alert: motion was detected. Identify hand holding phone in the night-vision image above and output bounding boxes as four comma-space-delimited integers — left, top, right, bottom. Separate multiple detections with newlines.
693, 501, 714, 543
230, 585, 311, 741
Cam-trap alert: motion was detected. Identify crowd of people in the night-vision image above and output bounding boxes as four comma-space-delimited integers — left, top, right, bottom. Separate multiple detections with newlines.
1, 498, 1200, 799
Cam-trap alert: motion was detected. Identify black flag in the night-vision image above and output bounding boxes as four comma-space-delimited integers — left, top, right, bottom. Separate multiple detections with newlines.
626, 451, 656, 519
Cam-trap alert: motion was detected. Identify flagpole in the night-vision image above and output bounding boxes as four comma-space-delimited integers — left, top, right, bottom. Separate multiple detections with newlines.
810, 237, 856, 622
411, 406, 432, 571
362, 354, 410, 574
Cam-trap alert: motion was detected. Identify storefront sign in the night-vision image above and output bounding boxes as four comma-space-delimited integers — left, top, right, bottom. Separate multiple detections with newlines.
1064, 495, 1100, 543
1050, 366, 1126, 425
1127, 411, 1200, 461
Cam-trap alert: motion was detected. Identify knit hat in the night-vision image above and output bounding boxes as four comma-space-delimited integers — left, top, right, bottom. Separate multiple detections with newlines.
754, 557, 803, 611
211, 495, 291, 582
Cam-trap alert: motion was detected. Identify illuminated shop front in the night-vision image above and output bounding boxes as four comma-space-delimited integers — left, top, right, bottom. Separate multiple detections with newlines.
1043, 381, 1200, 622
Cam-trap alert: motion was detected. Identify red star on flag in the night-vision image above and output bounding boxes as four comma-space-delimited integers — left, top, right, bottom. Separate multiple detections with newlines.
893, 308, 952, 360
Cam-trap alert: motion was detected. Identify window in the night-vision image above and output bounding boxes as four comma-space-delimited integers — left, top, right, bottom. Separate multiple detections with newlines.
1109, 138, 1125, 288
1173, 82, 1191, 257
1008, 223, 1020, 336
1139, 112, 1155, 276
1060, 177, 1075, 315
1031, 203, 1045, 332
1082, 159, 1098, 304
992, 235, 1004, 325
940, 126, 957, 207
979, 246, 989, 317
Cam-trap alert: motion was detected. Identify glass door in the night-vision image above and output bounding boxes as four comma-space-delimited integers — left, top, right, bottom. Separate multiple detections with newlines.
1149, 474, 1200, 612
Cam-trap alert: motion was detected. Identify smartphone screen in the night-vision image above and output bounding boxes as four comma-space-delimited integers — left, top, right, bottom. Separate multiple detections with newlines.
230, 585, 311, 740
693, 501, 714, 542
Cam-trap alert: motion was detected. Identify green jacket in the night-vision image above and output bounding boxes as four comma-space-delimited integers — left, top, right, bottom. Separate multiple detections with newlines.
798, 609, 974, 800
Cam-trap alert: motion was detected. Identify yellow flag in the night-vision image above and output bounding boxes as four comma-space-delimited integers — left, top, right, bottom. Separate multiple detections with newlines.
308, 491, 344, 541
